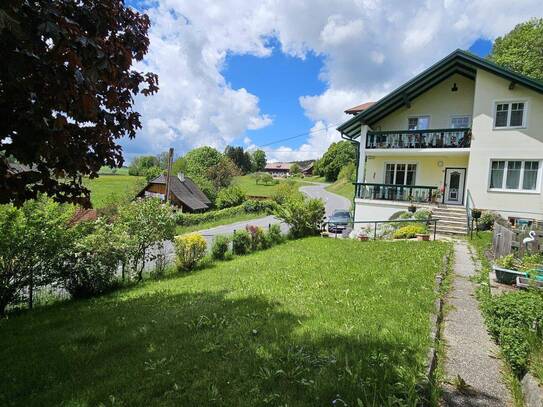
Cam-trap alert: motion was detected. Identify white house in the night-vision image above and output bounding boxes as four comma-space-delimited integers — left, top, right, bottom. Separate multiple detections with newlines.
337, 49, 543, 235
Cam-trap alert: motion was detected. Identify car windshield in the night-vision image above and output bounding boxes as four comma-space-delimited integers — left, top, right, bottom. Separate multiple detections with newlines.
330, 211, 350, 221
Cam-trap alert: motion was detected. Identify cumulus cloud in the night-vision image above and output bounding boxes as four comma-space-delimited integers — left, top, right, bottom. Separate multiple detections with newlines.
124, 0, 542, 162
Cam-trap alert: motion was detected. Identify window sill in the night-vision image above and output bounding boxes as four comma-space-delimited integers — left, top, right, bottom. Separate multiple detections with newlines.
487, 188, 540, 195
492, 125, 527, 130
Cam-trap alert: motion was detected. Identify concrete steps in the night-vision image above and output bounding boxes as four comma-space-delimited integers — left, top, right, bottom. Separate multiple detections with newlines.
430, 206, 468, 235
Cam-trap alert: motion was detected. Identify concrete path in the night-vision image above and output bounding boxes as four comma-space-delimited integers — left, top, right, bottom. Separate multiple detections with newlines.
441, 242, 512, 406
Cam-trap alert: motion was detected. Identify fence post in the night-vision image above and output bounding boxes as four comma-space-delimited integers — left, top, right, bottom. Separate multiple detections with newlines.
374, 222, 377, 240
433, 220, 437, 241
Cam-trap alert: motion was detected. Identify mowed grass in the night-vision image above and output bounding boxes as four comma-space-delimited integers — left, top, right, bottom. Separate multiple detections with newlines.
233, 174, 304, 197
83, 175, 145, 208
0, 238, 451, 406
326, 178, 355, 201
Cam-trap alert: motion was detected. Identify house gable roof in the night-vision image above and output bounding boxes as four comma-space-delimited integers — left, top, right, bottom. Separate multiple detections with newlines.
146, 174, 211, 211
337, 49, 543, 139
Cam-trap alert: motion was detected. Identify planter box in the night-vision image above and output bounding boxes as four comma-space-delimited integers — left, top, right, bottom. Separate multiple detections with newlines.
357, 235, 369, 241
516, 276, 543, 290
417, 234, 430, 241
493, 265, 527, 285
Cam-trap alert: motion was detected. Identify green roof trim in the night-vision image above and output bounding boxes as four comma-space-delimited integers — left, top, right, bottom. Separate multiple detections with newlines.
337, 49, 543, 139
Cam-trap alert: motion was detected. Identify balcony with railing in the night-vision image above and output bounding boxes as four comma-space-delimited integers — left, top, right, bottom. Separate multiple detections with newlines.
365, 128, 471, 150
354, 183, 438, 203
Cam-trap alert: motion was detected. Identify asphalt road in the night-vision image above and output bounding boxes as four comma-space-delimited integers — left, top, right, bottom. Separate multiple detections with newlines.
160, 182, 350, 263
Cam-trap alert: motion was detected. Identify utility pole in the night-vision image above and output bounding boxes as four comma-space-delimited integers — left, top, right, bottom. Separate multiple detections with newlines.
164, 147, 174, 204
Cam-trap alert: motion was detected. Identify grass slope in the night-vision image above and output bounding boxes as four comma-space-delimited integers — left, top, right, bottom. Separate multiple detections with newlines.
84, 175, 144, 208
326, 178, 355, 201
233, 175, 303, 197
0, 238, 450, 406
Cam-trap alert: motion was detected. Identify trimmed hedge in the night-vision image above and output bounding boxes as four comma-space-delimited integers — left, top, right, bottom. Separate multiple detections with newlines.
175, 200, 278, 227
175, 205, 246, 226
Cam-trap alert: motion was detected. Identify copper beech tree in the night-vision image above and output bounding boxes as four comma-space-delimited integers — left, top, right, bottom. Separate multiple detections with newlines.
0, 1, 158, 206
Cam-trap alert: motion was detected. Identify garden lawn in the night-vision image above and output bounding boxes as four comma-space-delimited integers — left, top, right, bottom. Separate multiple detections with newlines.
0, 238, 450, 406
83, 174, 144, 208
233, 174, 303, 197
326, 178, 355, 201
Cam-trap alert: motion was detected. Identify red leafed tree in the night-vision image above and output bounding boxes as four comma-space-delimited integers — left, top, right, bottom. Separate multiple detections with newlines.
0, 1, 158, 206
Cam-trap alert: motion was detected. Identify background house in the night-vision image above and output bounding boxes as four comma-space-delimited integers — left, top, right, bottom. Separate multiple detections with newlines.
138, 172, 211, 212
264, 162, 291, 177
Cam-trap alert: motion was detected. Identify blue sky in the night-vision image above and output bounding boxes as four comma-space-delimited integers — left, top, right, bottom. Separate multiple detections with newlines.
221, 38, 493, 153
121, 2, 539, 163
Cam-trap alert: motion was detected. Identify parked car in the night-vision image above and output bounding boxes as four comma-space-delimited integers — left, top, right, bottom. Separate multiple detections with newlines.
327, 210, 351, 233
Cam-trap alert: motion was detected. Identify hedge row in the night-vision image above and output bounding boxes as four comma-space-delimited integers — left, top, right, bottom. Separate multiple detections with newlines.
175, 200, 278, 226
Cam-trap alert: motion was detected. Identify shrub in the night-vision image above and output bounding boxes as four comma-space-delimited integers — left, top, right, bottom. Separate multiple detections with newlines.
232, 230, 252, 255
274, 197, 325, 239
216, 185, 245, 209
62, 219, 125, 299
119, 198, 175, 281
271, 181, 302, 204
175, 205, 245, 226
267, 224, 284, 245
484, 291, 543, 375
211, 235, 230, 260
0, 196, 74, 314
479, 211, 497, 230
243, 199, 277, 214
413, 209, 432, 221
393, 224, 427, 239
174, 233, 207, 271
338, 162, 356, 182
246, 225, 265, 251
389, 211, 409, 220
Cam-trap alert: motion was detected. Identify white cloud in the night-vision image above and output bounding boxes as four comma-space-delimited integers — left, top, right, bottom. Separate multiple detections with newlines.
124, 0, 543, 162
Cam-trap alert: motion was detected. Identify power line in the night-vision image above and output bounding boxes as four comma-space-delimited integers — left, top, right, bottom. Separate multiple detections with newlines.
252, 121, 342, 149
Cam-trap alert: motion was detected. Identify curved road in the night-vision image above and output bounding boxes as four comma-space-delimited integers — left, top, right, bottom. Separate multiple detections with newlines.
161, 182, 350, 262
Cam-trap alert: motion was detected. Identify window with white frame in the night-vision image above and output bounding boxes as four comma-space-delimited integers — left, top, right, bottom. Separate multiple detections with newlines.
489, 160, 540, 191
385, 163, 417, 185
407, 116, 430, 130
450, 116, 471, 128
494, 102, 527, 128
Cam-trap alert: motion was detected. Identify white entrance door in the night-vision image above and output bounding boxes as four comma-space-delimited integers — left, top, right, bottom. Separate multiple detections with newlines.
444, 168, 466, 205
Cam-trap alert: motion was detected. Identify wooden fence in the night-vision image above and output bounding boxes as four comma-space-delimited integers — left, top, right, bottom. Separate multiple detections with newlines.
492, 222, 542, 258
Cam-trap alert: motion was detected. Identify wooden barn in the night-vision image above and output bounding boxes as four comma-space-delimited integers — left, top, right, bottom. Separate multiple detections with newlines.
138, 173, 211, 212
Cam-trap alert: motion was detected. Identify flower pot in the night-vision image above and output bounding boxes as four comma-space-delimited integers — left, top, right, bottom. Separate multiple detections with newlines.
471, 209, 482, 219
357, 235, 369, 241
416, 233, 430, 241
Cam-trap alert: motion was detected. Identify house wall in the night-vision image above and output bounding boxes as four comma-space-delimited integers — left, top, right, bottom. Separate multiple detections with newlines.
364, 154, 470, 188
373, 73, 475, 130
468, 69, 543, 220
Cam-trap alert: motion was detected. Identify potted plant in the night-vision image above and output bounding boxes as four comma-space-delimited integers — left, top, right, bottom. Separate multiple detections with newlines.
408, 197, 417, 214
471, 208, 482, 219
357, 233, 369, 241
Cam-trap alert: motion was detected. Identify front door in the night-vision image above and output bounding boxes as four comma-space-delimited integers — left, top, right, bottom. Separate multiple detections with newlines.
444, 168, 466, 205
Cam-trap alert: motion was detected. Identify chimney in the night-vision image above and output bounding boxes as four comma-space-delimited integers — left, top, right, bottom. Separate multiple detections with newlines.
177, 172, 185, 182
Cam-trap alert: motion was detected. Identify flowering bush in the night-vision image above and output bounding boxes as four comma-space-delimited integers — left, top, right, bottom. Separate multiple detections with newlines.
174, 233, 207, 271
246, 225, 265, 251
393, 224, 427, 239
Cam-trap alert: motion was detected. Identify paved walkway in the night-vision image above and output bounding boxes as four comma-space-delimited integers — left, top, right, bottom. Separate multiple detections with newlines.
441, 242, 511, 406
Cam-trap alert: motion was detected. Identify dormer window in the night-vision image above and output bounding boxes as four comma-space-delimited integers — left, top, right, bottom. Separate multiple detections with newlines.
494, 101, 527, 128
